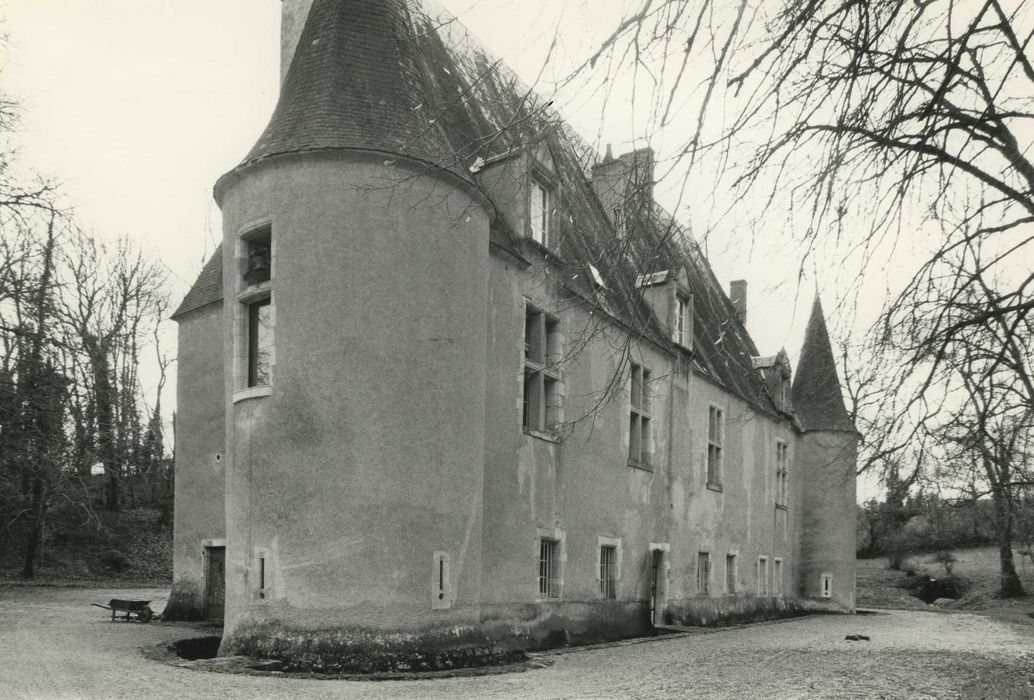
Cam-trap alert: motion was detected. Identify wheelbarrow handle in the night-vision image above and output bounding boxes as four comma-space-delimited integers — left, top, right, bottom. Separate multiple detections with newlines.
91, 603, 113, 610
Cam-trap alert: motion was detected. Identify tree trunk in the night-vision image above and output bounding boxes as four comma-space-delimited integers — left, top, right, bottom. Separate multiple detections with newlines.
21, 478, 48, 578
991, 479, 1025, 598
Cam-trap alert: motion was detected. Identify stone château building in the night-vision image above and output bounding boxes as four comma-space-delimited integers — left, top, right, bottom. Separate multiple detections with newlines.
166, 0, 859, 658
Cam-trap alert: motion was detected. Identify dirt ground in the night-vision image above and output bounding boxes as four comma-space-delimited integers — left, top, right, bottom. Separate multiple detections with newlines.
2, 586, 1033, 699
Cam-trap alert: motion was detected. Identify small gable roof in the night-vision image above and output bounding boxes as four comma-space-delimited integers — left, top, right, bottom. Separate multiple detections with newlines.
172, 245, 223, 320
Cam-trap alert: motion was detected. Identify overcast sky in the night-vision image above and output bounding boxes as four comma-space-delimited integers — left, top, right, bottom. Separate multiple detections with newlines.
3, 1, 876, 491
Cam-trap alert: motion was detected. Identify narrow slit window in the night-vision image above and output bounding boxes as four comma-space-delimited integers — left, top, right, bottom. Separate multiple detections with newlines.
725, 554, 737, 594
697, 551, 711, 596
432, 552, 452, 609
821, 573, 833, 599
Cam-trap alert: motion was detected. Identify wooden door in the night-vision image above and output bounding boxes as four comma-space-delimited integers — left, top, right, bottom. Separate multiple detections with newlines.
204, 546, 225, 621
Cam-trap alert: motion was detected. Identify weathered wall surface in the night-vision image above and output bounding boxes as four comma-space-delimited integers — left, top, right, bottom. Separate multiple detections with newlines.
166, 303, 226, 620
478, 254, 801, 640
217, 153, 491, 645
797, 430, 858, 611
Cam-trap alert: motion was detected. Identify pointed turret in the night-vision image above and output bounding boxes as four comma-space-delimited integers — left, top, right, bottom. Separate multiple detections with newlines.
791, 297, 856, 433
239, 0, 460, 176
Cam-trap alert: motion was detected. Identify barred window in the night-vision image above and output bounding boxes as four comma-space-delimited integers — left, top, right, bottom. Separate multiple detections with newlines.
538, 538, 560, 598
600, 545, 617, 599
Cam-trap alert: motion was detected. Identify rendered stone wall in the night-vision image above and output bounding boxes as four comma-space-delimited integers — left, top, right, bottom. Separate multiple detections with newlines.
166, 303, 226, 620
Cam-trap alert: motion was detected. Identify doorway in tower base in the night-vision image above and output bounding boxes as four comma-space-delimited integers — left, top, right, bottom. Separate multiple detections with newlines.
203, 544, 226, 621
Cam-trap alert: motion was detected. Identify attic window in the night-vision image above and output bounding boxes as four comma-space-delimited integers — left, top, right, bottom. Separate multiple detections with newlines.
529, 178, 552, 246
674, 293, 692, 348
588, 264, 606, 289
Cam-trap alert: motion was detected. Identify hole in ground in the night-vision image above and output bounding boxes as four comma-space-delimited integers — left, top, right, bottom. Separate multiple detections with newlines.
172, 636, 221, 660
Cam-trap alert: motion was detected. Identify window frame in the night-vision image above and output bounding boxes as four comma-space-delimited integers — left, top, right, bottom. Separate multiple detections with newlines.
628, 362, 652, 469
725, 553, 737, 595
757, 556, 769, 596
696, 551, 711, 596
776, 440, 789, 507
599, 545, 617, 599
537, 537, 561, 599
773, 558, 783, 597
246, 297, 273, 388
673, 292, 692, 348
528, 176, 553, 247
522, 304, 562, 437
707, 406, 724, 490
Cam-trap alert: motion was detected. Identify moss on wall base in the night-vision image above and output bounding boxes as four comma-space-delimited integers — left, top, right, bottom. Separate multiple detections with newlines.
666, 597, 808, 627
221, 622, 526, 674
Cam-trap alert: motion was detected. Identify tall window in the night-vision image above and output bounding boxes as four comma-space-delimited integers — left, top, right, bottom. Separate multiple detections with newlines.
776, 441, 789, 506
247, 298, 273, 387
757, 556, 769, 595
628, 363, 651, 467
600, 545, 617, 599
707, 406, 724, 487
674, 294, 691, 347
523, 305, 561, 434
725, 554, 737, 594
697, 552, 711, 595
538, 538, 560, 598
529, 179, 551, 245
773, 558, 783, 597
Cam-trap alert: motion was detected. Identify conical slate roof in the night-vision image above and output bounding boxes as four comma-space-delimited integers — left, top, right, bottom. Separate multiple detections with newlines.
239, 0, 462, 175
791, 297, 857, 433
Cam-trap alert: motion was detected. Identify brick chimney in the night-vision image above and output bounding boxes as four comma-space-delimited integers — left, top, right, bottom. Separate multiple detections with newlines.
730, 280, 747, 325
281, 0, 315, 85
591, 146, 654, 232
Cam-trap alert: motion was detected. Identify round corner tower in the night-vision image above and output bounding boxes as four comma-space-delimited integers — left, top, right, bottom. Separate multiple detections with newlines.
213, 0, 492, 649
791, 297, 859, 612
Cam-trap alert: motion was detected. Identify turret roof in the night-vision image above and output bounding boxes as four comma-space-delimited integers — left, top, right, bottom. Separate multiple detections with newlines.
791, 297, 857, 433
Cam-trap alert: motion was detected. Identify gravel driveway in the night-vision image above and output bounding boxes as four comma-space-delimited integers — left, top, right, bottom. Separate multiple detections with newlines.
1, 586, 1031, 699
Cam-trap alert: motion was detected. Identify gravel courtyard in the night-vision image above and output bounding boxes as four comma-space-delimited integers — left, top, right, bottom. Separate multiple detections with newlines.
1, 586, 1032, 699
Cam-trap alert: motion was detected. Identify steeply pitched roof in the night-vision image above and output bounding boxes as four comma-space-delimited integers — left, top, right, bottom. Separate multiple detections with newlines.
791, 297, 856, 433
241, 0, 462, 176
172, 245, 223, 319
181, 0, 785, 417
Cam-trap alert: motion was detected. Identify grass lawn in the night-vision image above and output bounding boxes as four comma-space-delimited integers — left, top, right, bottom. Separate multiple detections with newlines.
858, 546, 1034, 626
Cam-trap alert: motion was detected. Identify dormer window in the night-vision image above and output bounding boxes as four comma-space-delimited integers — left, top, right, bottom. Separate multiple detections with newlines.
529, 177, 552, 246
674, 293, 692, 348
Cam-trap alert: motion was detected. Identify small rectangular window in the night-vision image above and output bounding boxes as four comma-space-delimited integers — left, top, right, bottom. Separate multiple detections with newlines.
628, 363, 651, 467
725, 554, 737, 594
697, 551, 711, 596
707, 406, 723, 487
600, 545, 617, 599
538, 538, 560, 598
821, 572, 833, 599
242, 227, 272, 286
247, 298, 273, 387
757, 556, 769, 596
523, 305, 561, 434
529, 179, 551, 245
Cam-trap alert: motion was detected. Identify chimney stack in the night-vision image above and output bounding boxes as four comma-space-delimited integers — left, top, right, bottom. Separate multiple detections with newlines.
730, 280, 747, 325
281, 0, 315, 86
591, 146, 655, 231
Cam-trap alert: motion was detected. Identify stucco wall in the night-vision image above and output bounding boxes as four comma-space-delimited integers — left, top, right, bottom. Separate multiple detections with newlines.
166, 303, 226, 620
479, 255, 801, 638
217, 153, 491, 642
797, 430, 858, 611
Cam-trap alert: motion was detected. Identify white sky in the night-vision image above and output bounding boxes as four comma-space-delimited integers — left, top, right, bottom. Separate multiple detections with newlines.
3, 0, 880, 495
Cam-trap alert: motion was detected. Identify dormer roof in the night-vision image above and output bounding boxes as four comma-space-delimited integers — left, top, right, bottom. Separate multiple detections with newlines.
791, 297, 857, 433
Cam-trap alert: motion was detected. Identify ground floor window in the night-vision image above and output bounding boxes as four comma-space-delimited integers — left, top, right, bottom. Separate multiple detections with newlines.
725, 554, 737, 594
538, 538, 560, 598
600, 545, 617, 598
697, 551, 711, 595
757, 556, 769, 595
821, 572, 833, 598
773, 558, 783, 596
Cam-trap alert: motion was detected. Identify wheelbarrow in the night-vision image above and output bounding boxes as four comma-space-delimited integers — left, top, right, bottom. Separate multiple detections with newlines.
92, 599, 155, 622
